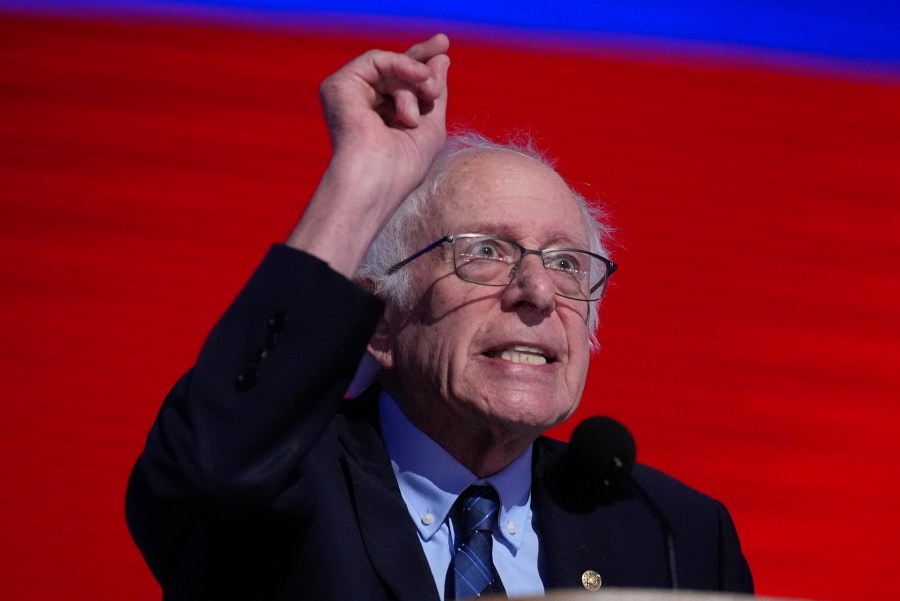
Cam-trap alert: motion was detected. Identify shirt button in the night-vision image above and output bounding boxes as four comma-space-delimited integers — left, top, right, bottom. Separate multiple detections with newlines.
506, 522, 518, 535
421, 512, 434, 526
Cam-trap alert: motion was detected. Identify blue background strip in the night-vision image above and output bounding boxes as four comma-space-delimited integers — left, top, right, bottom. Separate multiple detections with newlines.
4, 1, 899, 67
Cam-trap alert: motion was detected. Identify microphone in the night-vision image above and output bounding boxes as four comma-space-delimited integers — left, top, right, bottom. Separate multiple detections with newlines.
569, 416, 636, 486
566, 416, 680, 590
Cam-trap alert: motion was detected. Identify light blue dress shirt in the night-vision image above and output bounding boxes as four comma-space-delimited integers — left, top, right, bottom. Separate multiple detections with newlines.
379, 392, 545, 599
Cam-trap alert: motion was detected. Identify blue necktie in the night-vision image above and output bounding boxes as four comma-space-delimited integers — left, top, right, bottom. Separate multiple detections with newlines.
447, 485, 506, 599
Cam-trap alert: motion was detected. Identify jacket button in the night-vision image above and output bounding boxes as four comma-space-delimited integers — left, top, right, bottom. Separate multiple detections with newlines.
267, 310, 289, 333
581, 570, 601, 592
235, 367, 259, 390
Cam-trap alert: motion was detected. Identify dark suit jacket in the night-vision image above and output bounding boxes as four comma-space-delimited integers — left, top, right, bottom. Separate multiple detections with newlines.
127, 245, 753, 600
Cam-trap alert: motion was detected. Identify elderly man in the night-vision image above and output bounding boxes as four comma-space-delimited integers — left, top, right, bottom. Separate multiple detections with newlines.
127, 34, 752, 600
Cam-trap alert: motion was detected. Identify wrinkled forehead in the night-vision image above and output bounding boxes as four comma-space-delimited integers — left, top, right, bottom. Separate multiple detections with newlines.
423, 148, 590, 247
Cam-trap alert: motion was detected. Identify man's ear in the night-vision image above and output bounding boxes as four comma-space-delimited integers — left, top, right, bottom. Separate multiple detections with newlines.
367, 313, 394, 370
356, 276, 395, 370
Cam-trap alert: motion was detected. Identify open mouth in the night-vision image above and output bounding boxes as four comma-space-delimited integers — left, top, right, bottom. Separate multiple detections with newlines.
484, 345, 557, 366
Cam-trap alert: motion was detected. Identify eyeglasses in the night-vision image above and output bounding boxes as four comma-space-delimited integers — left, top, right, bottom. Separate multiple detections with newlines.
386, 233, 617, 301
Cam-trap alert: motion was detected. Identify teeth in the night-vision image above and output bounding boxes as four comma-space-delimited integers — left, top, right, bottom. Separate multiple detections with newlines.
498, 346, 548, 365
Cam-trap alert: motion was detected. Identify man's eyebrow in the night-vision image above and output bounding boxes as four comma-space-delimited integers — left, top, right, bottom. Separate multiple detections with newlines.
543, 232, 590, 249
454, 223, 588, 249
454, 222, 515, 239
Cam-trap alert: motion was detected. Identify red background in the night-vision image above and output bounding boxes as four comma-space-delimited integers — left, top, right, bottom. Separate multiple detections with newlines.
1, 14, 899, 600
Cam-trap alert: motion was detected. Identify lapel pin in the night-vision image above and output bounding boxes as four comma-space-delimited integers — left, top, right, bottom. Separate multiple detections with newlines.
581, 569, 602, 591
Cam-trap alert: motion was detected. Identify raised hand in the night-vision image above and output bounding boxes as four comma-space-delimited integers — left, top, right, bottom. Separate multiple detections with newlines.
287, 35, 451, 277
322, 34, 449, 171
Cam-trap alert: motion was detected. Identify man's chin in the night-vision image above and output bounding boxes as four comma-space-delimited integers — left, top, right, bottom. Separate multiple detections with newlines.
480, 401, 576, 437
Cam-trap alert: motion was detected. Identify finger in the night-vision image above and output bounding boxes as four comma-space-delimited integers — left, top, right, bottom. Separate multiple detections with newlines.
382, 55, 448, 127
384, 49, 449, 117
405, 33, 450, 63
401, 34, 449, 104
367, 52, 443, 127
332, 41, 448, 129
367, 51, 433, 91
392, 88, 421, 128
418, 52, 450, 103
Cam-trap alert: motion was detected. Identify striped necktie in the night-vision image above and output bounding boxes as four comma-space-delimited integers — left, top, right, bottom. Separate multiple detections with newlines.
446, 485, 506, 599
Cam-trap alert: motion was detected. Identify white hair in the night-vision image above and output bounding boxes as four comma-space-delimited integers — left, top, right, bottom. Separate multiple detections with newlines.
355, 130, 613, 349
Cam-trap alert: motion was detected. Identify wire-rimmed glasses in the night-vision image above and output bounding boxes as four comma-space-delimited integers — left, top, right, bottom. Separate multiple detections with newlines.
386, 233, 617, 301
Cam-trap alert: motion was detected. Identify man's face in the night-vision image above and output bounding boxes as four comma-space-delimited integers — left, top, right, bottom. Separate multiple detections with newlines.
376, 149, 593, 443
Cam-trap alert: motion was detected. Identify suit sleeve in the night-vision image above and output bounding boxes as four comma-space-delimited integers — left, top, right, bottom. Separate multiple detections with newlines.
715, 500, 755, 593
627, 464, 754, 593
125, 244, 384, 591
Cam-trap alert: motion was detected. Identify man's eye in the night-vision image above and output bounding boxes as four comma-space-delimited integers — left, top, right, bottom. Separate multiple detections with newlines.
548, 254, 581, 273
475, 243, 497, 258
466, 240, 505, 260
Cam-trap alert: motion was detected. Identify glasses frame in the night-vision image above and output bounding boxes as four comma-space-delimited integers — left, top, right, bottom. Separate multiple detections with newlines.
386, 233, 618, 301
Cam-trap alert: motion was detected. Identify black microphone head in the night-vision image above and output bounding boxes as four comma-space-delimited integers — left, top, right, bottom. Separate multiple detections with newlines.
570, 416, 637, 480
543, 416, 638, 511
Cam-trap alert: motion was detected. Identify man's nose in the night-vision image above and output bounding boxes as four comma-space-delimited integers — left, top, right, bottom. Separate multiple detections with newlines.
502, 254, 557, 314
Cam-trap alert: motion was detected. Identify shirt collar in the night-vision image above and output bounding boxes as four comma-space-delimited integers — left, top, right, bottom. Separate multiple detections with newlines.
379, 391, 533, 550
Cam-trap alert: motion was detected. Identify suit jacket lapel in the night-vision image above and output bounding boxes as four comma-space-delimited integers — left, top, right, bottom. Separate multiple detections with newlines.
334, 395, 647, 597
531, 436, 618, 591
337, 391, 441, 601
531, 437, 673, 590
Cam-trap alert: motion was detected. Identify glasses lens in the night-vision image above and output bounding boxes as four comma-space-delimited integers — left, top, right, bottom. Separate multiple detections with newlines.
543, 250, 608, 300
453, 235, 518, 285
451, 235, 611, 301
